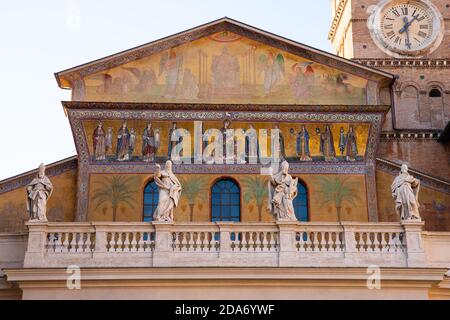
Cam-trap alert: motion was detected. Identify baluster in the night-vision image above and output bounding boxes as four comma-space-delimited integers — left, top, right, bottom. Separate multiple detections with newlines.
45, 233, 52, 252
78, 233, 85, 253
380, 232, 388, 253
54, 232, 63, 253
370, 232, 376, 252
199, 232, 205, 251
270, 232, 277, 251
335, 232, 342, 252
130, 232, 137, 252
105, 232, 112, 252
69, 232, 77, 253
84, 233, 91, 252
304, 232, 312, 252
251, 232, 257, 251
297, 232, 305, 252
62, 232, 69, 253
176, 232, 182, 251
361, 232, 367, 252
123, 232, 130, 252
261, 232, 268, 252
320, 231, 326, 251
245, 232, 251, 251
312, 232, 319, 252
113, 232, 120, 252
213, 232, 220, 251
187, 232, 193, 251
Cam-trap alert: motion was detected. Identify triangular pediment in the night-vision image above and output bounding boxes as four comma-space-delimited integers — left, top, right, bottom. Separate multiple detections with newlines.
56, 17, 393, 105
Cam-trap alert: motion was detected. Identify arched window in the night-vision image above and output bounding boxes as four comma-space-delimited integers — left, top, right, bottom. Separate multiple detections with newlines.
211, 178, 240, 222
143, 180, 159, 222
429, 88, 442, 98
293, 180, 308, 221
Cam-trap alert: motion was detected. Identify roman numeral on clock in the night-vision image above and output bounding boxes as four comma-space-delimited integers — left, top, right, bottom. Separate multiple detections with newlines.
394, 36, 402, 45
419, 25, 428, 29
386, 31, 395, 39
384, 24, 393, 29
401, 7, 408, 15
392, 9, 400, 17
418, 31, 427, 38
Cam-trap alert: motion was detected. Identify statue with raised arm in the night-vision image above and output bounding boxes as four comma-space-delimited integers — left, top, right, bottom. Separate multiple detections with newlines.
391, 164, 421, 221
26, 163, 53, 222
267, 161, 298, 221
153, 160, 182, 222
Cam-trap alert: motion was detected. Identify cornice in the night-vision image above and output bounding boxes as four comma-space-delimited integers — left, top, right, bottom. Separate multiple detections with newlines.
62, 101, 391, 113
328, 0, 348, 41
354, 58, 450, 68
380, 131, 441, 141
5, 267, 447, 283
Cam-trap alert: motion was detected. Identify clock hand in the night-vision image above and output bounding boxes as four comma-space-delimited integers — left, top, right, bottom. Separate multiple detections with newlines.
405, 26, 412, 49
399, 15, 419, 34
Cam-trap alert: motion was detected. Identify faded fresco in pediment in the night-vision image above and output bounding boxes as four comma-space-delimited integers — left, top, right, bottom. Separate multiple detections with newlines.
80, 31, 368, 104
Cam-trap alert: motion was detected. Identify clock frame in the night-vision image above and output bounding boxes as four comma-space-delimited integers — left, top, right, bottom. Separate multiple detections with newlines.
368, 0, 444, 58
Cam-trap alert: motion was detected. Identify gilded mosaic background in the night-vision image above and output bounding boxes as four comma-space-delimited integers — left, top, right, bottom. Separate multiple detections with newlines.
83, 120, 371, 162
80, 31, 368, 105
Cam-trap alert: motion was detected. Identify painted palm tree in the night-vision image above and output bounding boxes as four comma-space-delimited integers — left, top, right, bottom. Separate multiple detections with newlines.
179, 176, 209, 222
242, 176, 268, 222
91, 176, 139, 221
314, 176, 361, 222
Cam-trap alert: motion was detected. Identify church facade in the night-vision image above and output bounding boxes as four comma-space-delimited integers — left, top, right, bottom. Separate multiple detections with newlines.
1, 1, 449, 300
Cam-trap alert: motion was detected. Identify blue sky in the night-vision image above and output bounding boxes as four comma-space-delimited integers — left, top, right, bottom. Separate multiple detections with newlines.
0, 1, 332, 180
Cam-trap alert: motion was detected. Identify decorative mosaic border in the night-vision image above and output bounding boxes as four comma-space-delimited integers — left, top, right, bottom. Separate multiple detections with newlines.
67, 105, 384, 221
0, 157, 78, 195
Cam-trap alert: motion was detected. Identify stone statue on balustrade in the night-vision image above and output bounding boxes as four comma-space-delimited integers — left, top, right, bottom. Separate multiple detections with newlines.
391, 164, 421, 221
267, 161, 298, 221
153, 160, 182, 222
26, 163, 53, 222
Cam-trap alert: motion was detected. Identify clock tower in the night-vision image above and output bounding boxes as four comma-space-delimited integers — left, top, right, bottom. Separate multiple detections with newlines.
329, 0, 449, 131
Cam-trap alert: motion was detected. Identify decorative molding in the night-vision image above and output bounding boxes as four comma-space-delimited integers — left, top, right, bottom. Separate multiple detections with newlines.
0, 156, 78, 195
380, 131, 441, 141
354, 59, 450, 68
62, 101, 391, 113
328, 0, 347, 41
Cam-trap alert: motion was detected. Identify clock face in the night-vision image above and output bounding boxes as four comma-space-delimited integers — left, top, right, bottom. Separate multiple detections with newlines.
370, 0, 443, 57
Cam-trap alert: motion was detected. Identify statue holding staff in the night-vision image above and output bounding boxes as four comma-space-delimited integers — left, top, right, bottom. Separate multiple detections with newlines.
267, 161, 298, 221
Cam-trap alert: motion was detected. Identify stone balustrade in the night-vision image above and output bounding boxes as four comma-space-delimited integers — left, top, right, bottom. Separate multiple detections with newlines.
23, 221, 427, 268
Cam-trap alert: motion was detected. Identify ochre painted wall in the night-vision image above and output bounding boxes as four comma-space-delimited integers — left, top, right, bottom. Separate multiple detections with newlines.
87, 173, 369, 223
376, 169, 450, 231
0, 170, 78, 232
